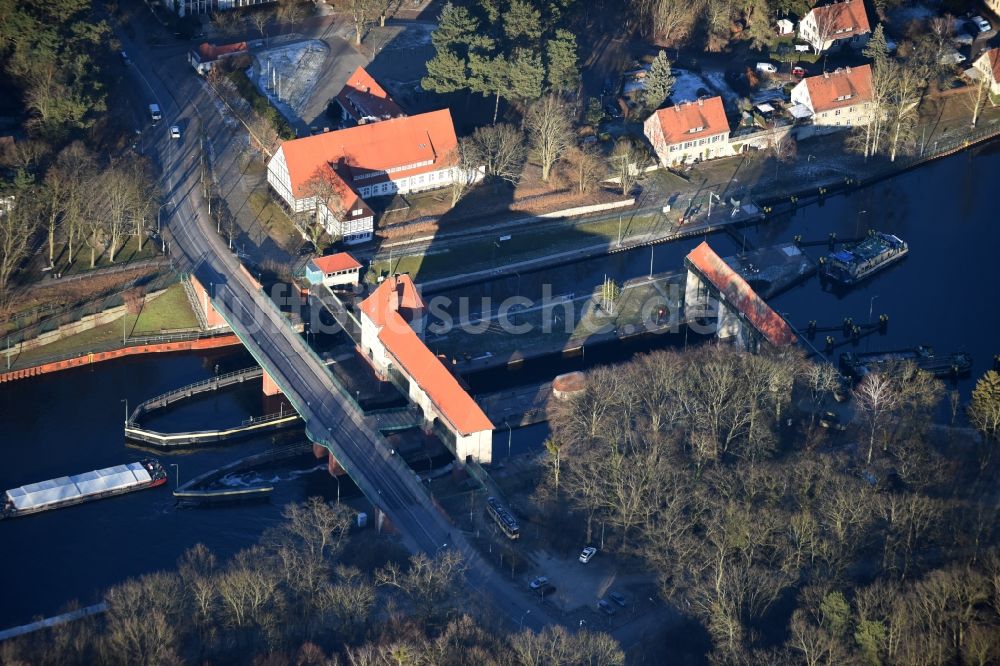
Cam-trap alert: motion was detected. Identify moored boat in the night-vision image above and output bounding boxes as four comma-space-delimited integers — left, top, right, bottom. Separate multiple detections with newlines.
840, 346, 972, 379
1, 459, 168, 519
821, 232, 908, 285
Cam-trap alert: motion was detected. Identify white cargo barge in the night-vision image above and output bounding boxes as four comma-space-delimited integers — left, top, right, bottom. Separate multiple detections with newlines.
1, 460, 168, 519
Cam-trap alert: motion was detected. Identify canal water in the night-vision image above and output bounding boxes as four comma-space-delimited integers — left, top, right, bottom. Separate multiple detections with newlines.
1, 145, 998, 628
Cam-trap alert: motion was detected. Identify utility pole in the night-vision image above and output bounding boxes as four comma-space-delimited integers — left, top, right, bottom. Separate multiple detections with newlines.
649, 245, 654, 278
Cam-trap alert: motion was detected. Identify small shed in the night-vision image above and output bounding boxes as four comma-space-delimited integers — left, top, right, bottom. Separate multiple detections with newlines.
777, 18, 794, 35
306, 253, 362, 289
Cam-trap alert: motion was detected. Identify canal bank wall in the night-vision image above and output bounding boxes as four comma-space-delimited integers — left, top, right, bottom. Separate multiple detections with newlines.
0, 333, 242, 383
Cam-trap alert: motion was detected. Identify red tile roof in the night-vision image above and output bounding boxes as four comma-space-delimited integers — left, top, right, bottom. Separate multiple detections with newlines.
376, 311, 493, 435
360, 276, 492, 435
359, 275, 424, 327
336, 66, 405, 122
649, 97, 730, 145
801, 65, 872, 113
685, 242, 797, 347
280, 109, 459, 199
311, 252, 361, 275
196, 42, 248, 62
808, 0, 870, 37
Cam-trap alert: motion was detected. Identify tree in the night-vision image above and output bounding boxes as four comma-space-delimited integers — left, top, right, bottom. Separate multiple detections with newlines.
567, 142, 603, 194
468, 124, 526, 186
375, 550, 466, 622
372, 0, 401, 27
635, 0, 695, 45
503, 0, 542, 43
967, 72, 992, 129
249, 11, 270, 46
610, 138, 649, 196
545, 29, 579, 92
525, 95, 574, 182
0, 173, 40, 305
886, 64, 924, 161
276, 0, 305, 25
510, 625, 625, 665
854, 372, 900, 465
445, 139, 481, 206
302, 166, 354, 244
346, 0, 380, 45
506, 47, 545, 105
544, 437, 563, 490
102, 573, 183, 665
642, 50, 675, 112
969, 371, 1000, 466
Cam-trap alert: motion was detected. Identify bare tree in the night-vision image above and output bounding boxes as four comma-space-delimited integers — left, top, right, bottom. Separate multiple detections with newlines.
635, 0, 694, 45
372, 0, 401, 27
567, 143, 603, 195
302, 166, 354, 245
102, 573, 184, 666
444, 139, 481, 207
887, 66, 924, 161
510, 625, 625, 665
967, 72, 992, 128
376, 550, 466, 621
346, 0, 380, 45
0, 181, 40, 305
468, 124, 526, 186
854, 372, 900, 465
525, 95, 574, 182
249, 10, 271, 46
610, 138, 649, 196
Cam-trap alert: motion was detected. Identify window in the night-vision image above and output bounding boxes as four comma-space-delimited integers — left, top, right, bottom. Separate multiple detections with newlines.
352, 208, 362, 216
835, 109, 841, 115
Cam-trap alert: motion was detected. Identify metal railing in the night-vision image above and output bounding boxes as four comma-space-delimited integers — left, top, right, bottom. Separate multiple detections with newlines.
129, 365, 264, 422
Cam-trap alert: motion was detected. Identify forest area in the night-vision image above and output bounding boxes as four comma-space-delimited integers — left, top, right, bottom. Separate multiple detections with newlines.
0, 0, 159, 309
0, 497, 627, 666
538, 345, 1000, 664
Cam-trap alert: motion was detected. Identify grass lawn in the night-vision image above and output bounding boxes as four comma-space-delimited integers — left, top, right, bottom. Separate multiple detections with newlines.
132, 282, 199, 333
249, 184, 301, 250
10, 282, 200, 367
369, 212, 672, 284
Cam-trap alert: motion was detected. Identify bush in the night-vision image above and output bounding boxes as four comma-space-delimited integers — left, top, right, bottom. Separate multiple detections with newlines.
224, 71, 296, 140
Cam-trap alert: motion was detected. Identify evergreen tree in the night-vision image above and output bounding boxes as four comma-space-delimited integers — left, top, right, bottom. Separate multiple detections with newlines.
545, 29, 579, 92
863, 24, 889, 64
642, 50, 675, 112
508, 48, 545, 103
504, 0, 543, 42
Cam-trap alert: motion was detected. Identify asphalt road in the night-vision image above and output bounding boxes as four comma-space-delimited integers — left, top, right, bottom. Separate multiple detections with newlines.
116, 13, 554, 634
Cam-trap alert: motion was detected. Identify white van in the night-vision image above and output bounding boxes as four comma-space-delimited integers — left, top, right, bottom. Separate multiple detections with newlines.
149, 104, 162, 122
755, 62, 777, 74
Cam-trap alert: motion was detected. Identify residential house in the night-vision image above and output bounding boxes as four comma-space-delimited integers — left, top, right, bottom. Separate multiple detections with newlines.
267, 109, 474, 244
187, 42, 248, 75
790, 65, 873, 134
305, 253, 362, 289
359, 275, 493, 463
643, 97, 733, 166
777, 18, 794, 35
972, 47, 1000, 95
335, 66, 405, 125
798, 0, 871, 53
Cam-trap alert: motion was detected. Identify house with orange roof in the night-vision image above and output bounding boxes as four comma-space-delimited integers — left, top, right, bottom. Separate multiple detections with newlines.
798, 0, 871, 53
335, 66, 406, 124
643, 96, 733, 166
972, 48, 1000, 95
188, 42, 249, 75
684, 242, 798, 351
790, 65, 873, 133
358, 275, 493, 463
305, 252, 362, 288
267, 109, 477, 245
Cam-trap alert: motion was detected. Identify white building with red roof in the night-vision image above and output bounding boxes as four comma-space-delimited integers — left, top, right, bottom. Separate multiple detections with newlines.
973, 48, 1000, 95
684, 242, 798, 351
187, 42, 248, 75
790, 65, 873, 133
335, 66, 405, 124
798, 0, 871, 53
305, 252, 362, 288
267, 109, 474, 245
643, 97, 733, 166
359, 275, 493, 463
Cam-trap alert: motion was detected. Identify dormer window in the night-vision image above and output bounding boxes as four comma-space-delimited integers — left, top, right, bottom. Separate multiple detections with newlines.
689, 126, 704, 133
352, 208, 363, 216
836, 94, 853, 101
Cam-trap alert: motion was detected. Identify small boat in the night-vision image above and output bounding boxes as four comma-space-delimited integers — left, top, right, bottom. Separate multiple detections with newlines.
840, 346, 972, 379
820, 232, 908, 285
1, 459, 168, 519
173, 486, 274, 504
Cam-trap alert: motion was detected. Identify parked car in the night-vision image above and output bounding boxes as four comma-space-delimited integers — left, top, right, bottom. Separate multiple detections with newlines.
791, 66, 806, 77
971, 16, 992, 33
579, 546, 597, 564
598, 599, 617, 615
529, 576, 549, 590
609, 592, 627, 607
755, 62, 778, 74
169, 125, 181, 140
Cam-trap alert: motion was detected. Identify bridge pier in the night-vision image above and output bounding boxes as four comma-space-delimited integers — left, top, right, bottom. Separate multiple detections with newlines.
327, 453, 345, 476
312, 443, 327, 459
262, 370, 282, 396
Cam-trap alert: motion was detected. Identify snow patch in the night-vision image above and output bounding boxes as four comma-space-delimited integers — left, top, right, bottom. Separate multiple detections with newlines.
251, 40, 329, 122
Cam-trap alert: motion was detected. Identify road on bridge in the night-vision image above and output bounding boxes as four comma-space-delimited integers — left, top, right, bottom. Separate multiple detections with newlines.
115, 12, 553, 633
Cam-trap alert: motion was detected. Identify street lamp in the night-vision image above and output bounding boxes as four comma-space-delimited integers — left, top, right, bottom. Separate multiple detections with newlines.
121, 398, 128, 426
867, 295, 880, 351
506, 421, 512, 459
518, 610, 531, 630
157, 200, 174, 234
170, 463, 180, 489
